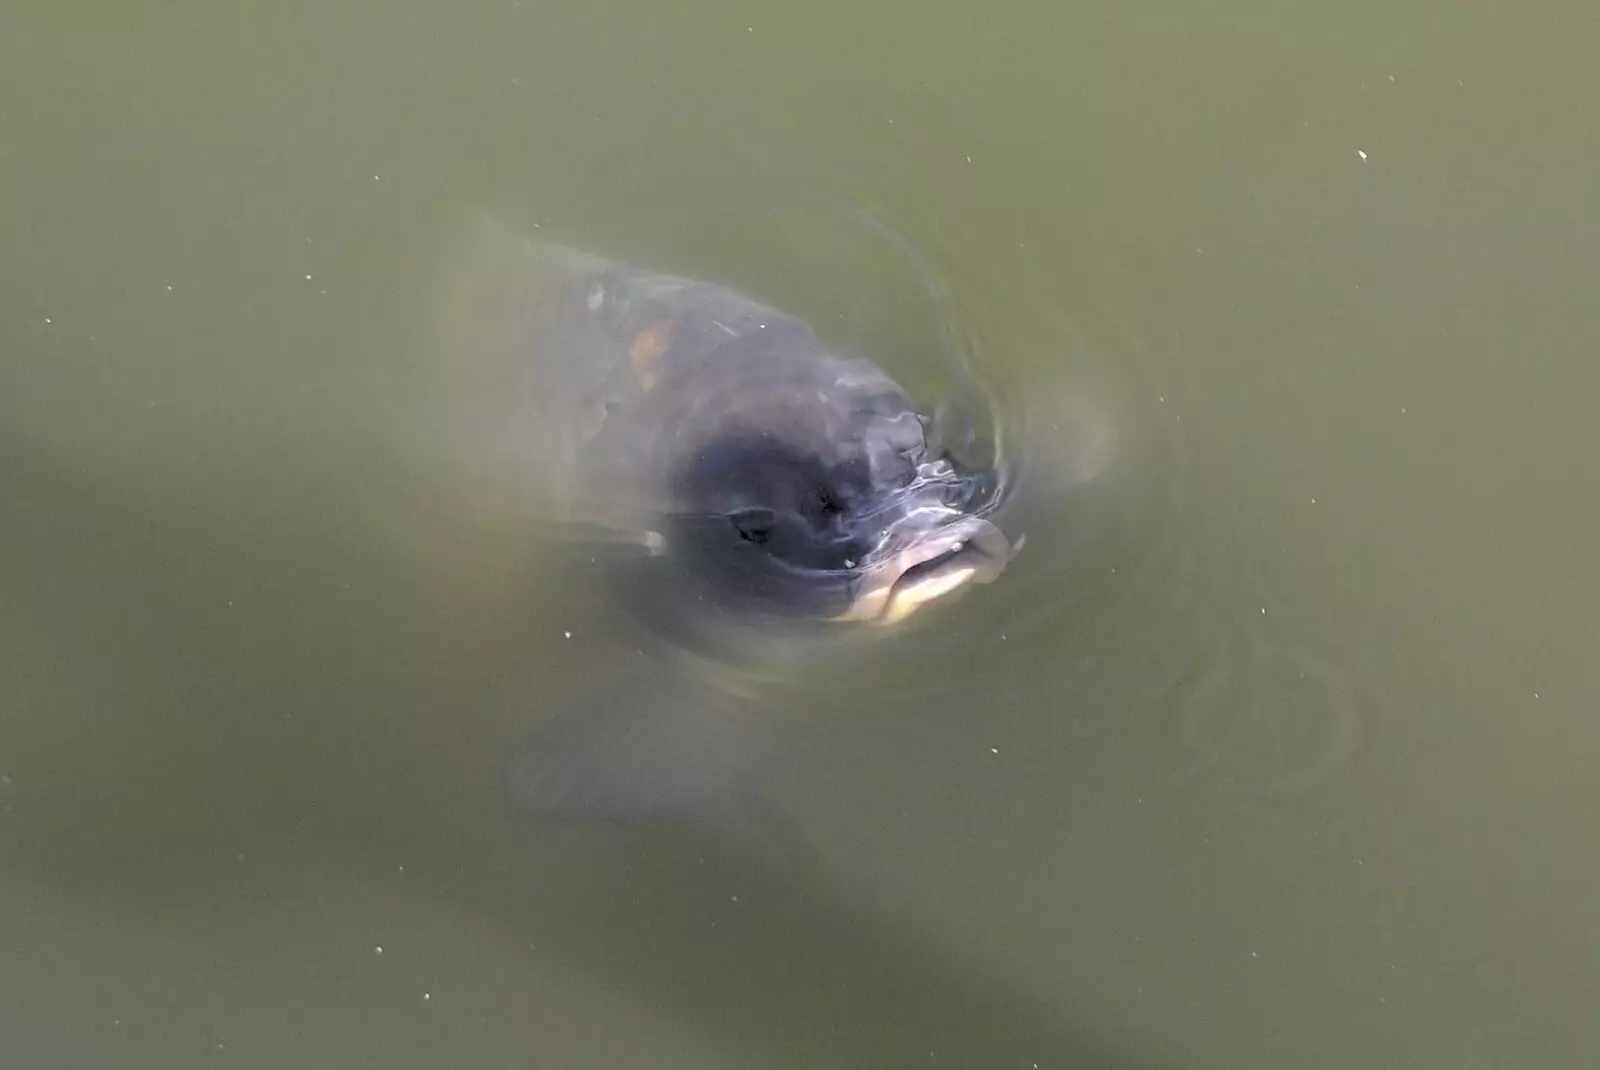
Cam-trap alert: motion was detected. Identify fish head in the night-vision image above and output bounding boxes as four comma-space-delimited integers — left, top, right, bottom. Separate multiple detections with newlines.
659, 357, 1013, 630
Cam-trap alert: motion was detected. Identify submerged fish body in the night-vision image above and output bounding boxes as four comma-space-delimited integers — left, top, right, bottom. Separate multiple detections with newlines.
437, 219, 1017, 817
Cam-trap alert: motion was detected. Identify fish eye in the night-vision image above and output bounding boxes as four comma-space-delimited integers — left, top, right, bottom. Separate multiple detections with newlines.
728, 507, 778, 545
815, 487, 845, 516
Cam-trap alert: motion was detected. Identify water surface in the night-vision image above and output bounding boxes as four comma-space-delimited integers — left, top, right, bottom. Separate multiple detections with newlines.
3, 2, 1598, 1068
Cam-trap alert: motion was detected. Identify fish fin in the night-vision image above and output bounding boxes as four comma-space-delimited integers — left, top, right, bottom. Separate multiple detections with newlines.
502, 670, 770, 821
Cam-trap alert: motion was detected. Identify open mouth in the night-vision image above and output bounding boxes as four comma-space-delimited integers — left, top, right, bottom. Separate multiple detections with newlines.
835, 516, 1015, 627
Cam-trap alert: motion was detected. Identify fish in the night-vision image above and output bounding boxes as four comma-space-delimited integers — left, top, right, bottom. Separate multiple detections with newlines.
431, 218, 1021, 820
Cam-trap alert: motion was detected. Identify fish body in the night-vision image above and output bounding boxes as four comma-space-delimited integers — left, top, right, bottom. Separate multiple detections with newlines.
436, 221, 1016, 817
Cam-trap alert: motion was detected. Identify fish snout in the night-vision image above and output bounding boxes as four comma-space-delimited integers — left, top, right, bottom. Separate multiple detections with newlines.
836, 514, 1014, 626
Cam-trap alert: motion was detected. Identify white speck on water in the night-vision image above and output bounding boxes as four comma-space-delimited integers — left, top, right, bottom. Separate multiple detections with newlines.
304, 273, 313, 281
44, 318, 51, 324
373, 174, 381, 181
1357, 149, 1368, 160
1400, 406, 1407, 414
422, 992, 431, 1002
1534, 692, 1540, 699
374, 946, 383, 955
1261, 607, 1267, 615
165, 284, 173, 291
563, 631, 572, 639
965, 155, 972, 163
1311, 498, 1318, 504
990, 747, 999, 755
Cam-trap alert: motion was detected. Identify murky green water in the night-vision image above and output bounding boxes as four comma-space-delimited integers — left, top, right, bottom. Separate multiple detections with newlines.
4, 3, 1598, 1068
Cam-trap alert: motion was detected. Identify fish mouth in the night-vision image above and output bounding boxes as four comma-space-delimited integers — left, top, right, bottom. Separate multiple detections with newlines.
834, 515, 1015, 627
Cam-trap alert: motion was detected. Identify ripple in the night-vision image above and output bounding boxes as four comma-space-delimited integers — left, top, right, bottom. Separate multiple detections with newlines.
399, 198, 1375, 804
1166, 627, 1367, 799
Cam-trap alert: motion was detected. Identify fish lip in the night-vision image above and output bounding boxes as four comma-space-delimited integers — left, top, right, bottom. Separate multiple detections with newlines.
833, 515, 1014, 626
